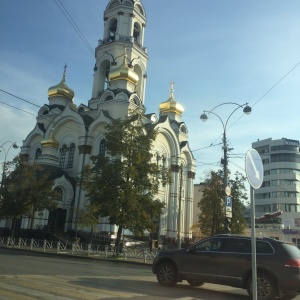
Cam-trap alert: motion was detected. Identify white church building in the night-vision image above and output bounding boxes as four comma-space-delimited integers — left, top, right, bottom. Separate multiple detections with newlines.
8, 0, 196, 240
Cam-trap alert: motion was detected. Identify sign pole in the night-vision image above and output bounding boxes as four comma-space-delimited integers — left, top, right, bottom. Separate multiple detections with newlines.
250, 186, 257, 300
245, 148, 264, 300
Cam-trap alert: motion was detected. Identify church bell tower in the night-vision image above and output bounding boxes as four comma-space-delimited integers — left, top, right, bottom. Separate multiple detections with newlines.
90, 0, 148, 113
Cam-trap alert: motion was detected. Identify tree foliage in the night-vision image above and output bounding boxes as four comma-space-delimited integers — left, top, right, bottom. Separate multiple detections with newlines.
0, 156, 58, 236
198, 169, 248, 237
81, 112, 171, 254
75, 203, 100, 243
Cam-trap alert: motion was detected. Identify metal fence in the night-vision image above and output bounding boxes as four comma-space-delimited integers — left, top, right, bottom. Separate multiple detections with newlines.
0, 236, 157, 264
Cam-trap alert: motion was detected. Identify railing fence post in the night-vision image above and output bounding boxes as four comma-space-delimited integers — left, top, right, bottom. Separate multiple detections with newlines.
105, 245, 108, 258
143, 247, 147, 264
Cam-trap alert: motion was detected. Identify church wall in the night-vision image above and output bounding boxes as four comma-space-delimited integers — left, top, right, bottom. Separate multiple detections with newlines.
8, 0, 195, 243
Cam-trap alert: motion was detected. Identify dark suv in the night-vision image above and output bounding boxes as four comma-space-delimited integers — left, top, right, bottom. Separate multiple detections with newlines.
152, 234, 300, 300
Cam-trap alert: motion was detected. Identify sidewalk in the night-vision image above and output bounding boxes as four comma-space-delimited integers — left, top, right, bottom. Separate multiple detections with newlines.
0, 243, 154, 266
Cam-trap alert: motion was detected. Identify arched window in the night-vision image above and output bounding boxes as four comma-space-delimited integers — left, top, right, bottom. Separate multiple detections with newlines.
136, 4, 144, 15
59, 144, 68, 168
108, 1, 119, 9
133, 22, 141, 44
35, 148, 41, 160
67, 143, 76, 168
99, 139, 106, 156
105, 95, 113, 101
108, 19, 117, 41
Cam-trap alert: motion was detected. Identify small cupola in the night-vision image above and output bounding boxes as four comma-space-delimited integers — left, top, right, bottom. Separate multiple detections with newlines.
48, 65, 75, 102
38, 128, 60, 167
108, 47, 139, 92
159, 82, 184, 121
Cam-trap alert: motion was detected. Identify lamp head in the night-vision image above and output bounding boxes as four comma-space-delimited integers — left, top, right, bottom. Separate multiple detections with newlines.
12, 143, 18, 149
200, 113, 208, 122
243, 105, 252, 115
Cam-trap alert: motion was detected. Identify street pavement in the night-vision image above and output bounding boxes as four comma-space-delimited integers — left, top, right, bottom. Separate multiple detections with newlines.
1, 246, 300, 300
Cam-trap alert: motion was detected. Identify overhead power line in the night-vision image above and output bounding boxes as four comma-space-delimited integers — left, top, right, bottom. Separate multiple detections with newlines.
252, 60, 300, 108
0, 89, 40, 108
197, 58, 300, 163
0, 100, 37, 116
53, 0, 94, 55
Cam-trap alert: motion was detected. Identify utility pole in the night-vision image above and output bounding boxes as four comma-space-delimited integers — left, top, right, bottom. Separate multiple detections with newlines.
222, 130, 228, 189
177, 164, 183, 249
200, 102, 252, 234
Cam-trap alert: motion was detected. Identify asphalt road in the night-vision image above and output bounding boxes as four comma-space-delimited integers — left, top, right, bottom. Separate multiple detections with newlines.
0, 247, 299, 300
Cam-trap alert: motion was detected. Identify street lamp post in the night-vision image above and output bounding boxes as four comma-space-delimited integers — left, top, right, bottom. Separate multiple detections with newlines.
200, 102, 251, 232
0, 141, 19, 192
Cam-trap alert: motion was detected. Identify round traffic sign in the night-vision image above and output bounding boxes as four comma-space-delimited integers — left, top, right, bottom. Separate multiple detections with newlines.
225, 185, 231, 196
245, 148, 264, 189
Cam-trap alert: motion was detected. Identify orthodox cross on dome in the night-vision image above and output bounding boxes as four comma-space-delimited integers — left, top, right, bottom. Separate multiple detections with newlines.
170, 81, 175, 99
62, 63, 67, 82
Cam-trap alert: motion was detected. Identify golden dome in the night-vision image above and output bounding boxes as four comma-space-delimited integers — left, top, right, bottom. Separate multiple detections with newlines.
108, 48, 139, 85
159, 82, 184, 116
48, 65, 75, 101
41, 128, 59, 148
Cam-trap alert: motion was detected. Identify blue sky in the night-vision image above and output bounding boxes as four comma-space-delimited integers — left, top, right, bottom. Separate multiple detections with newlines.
1, 0, 300, 185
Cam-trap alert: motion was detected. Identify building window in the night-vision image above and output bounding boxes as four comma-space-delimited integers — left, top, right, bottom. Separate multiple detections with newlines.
99, 139, 106, 156
271, 145, 298, 152
67, 143, 75, 168
35, 148, 41, 160
262, 158, 269, 165
108, 19, 117, 41
271, 153, 300, 163
133, 22, 141, 43
59, 145, 67, 168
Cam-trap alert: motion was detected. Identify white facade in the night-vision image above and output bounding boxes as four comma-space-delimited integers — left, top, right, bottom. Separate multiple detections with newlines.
6, 0, 195, 240
252, 137, 300, 231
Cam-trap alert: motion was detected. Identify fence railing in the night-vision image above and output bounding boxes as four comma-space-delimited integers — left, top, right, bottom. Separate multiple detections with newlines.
0, 236, 157, 264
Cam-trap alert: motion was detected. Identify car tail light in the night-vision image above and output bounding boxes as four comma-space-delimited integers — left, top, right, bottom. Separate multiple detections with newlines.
284, 259, 300, 267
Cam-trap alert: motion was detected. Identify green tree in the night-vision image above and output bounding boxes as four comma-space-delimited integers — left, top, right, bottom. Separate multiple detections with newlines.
75, 203, 100, 243
0, 156, 58, 237
198, 170, 248, 237
228, 172, 248, 234
81, 112, 170, 255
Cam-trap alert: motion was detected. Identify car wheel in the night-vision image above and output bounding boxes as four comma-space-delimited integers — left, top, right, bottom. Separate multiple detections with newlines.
246, 273, 277, 300
156, 262, 177, 287
187, 279, 204, 287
